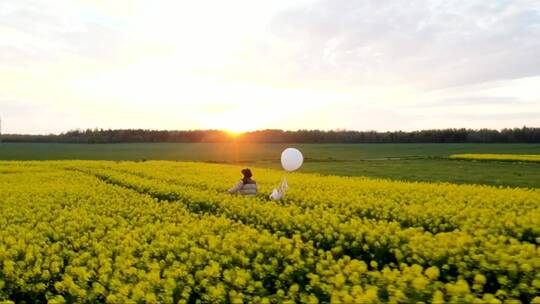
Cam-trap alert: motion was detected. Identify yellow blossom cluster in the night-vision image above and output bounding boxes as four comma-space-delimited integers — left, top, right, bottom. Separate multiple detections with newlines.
0, 161, 539, 303
449, 154, 540, 163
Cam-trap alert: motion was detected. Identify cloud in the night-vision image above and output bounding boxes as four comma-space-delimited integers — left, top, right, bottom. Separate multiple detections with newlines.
415, 96, 524, 108
0, 99, 77, 134
440, 112, 540, 120
0, 0, 123, 64
0, 0, 538, 133
1, 100, 49, 116
299, 101, 426, 131
253, 0, 540, 89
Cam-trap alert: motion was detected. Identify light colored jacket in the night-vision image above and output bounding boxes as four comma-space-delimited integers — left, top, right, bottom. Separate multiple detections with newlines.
228, 180, 257, 196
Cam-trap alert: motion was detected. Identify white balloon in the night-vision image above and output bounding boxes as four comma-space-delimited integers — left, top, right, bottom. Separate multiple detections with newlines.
281, 148, 304, 172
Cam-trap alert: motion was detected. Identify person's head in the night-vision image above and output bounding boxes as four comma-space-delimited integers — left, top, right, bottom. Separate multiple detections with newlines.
241, 168, 252, 179
241, 168, 253, 183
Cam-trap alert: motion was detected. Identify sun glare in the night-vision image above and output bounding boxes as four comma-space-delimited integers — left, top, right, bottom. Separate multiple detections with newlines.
225, 130, 242, 138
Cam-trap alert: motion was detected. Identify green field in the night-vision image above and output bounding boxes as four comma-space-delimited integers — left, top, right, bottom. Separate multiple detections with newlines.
1, 142, 539, 188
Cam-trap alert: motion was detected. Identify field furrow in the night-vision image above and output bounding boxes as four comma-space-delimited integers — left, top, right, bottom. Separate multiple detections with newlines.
3, 163, 522, 303
83, 161, 540, 243
64, 163, 540, 302
0, 161, 540, 303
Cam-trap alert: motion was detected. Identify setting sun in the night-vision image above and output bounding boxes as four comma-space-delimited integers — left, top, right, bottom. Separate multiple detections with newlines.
225, 130, 242, 137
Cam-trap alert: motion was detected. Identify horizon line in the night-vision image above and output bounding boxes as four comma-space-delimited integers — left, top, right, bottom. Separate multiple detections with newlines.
3, 126, 537, 136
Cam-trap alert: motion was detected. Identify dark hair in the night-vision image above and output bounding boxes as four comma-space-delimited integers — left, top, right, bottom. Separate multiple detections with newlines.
241, 169, 253, 183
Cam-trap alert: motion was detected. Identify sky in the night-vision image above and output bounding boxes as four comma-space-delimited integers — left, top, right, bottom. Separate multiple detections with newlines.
1, 0, 539, 134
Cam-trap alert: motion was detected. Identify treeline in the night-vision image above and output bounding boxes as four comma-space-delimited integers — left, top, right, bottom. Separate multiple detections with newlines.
2, 127, 540, 143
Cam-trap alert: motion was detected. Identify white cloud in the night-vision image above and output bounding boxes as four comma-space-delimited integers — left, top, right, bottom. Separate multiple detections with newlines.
0, 0, 539, 133
0, 0, 125, 64
254, 0, 540, 89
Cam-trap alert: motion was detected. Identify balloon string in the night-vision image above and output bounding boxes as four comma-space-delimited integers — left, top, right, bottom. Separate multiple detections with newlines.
275, 173, 285, 190
274, 173, 287, 195
280, 173, 288, 194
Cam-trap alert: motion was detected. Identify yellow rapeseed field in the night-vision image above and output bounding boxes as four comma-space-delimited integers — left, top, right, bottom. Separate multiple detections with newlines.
0, 161, 539, 303
450, 154, 540, 163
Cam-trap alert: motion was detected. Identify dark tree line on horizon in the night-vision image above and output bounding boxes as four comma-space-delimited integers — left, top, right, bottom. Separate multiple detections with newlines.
2, 127, 540, 143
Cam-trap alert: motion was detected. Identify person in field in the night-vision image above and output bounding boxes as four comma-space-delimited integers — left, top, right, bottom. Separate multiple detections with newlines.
228, 168, 257, 196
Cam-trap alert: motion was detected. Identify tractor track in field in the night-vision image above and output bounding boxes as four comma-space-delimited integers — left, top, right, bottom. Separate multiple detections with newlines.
72, 165, 540, 245
80, 165, 463, 235
67, 166, 412, 267
56, 166, 540, 302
